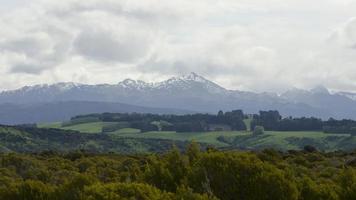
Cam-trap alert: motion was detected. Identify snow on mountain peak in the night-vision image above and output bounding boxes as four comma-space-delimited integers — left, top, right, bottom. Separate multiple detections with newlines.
2, 72, 226, 95
119, 79, 151, 89
121, 79, 136, 85
114, 72, 227, 94
15, 82, 81, 93
54, 82, 82, 90
310, 85, 329, 94
180, 72, 205, 82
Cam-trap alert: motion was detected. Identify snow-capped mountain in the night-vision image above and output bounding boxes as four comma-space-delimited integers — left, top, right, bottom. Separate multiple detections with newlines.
281, 86, 356, 119
1, 72, 356, 124
153, 72, 227, 94
337, 91, 356, 101
0, 72, 229, 106
115, 72, 226, 94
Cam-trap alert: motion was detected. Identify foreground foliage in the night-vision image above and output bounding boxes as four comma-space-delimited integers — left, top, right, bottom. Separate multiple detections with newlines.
1, 143, 356, 200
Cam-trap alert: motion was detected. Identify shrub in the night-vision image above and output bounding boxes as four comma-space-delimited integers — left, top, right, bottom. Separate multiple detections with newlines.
253, 126, 265, 135
349, 127, 356, 136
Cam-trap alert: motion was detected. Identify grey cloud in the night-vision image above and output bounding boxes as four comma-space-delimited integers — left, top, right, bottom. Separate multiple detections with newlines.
45, 1, 181, 27
73, 29, 151, 63
137, 53, 258, 79
0, 26, 72, 74
344, 18, 356, 47
2, 0, 356, 92
9, 62, 46, 74
329, 17, 356, 49
0, 37, 46, 57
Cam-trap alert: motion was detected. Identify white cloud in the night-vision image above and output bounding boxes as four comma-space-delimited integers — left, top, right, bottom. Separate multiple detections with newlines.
329, 17, 356, 48
0, 0, 356, 92
72, 20, 155, 63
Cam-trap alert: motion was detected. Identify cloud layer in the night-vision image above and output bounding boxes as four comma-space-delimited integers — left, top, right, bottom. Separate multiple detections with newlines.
1, 0, 356, 92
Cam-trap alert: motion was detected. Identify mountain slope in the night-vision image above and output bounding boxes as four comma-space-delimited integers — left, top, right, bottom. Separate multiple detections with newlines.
281, 86, 356, 119
1, 72, 356, 121
337, 91, 356, 101
0, 101, 195, 125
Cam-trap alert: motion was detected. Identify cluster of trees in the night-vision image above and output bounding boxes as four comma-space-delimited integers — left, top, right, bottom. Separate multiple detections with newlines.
63, 109, 356, 134
2, 144, 356, 199
323, 118, 356, 135
251, 110, 356, 134
251, 111, 323, 131
71, 110, 247, 133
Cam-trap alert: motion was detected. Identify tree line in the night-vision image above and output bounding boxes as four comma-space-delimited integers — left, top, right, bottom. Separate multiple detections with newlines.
70, 110, 247, 132
251, 110, 356, 134
70, 110, 356, 134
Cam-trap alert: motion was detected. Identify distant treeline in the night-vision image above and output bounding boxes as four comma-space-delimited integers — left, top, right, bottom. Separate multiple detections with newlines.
71, 110, 247, 132
251, 110, 356, 134
67, 110, 356, 134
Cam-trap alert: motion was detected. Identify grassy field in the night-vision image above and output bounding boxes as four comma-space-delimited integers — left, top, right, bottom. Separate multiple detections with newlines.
109, 128, 141, 135
220, 131, 351, 151
243, 118, 252, 131
112, 130, 250, 147
38, 121, 354, 151
112, 130, 351, 150
37, 122, 63, 129
38, 122, 120, 134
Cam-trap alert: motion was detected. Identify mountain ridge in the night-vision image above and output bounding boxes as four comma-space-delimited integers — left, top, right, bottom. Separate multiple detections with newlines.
1, 72, 356, 123
2, 73, 355, 98
0, 101, 196, 125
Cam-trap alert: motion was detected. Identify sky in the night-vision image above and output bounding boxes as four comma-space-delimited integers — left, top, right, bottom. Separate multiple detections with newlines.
0, 0, 356, 93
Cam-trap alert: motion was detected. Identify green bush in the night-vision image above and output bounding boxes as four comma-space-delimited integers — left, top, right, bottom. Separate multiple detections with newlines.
3, 143, 356, 200
349, 127, 356, 136
253, 126, 265, 135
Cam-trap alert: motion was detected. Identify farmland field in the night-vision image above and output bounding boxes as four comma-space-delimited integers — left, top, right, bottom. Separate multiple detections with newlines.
111, 130, 250, 147
113, 130, 351, 150
38, 121, 355, 151
38, 121, 120, 134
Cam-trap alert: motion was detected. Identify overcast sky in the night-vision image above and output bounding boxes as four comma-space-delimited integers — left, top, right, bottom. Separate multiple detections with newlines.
1, 0, 356, 93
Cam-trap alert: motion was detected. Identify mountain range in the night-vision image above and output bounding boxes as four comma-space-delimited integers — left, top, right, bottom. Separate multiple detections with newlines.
1, 72, 356, 124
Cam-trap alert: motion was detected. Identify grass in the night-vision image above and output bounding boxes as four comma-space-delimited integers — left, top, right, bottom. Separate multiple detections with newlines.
37, 122, 63, 129
38, 121, 127, 134
243, 118, 252, 131
115, 131, 250, 147
37, 121, 354, 151
225, 131, 351, 151
112, 130, 352, 150
63, 122, 123, 133
109, 128, 141, 135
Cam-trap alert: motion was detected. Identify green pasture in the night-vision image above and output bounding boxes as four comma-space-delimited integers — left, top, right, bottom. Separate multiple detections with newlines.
37, 121, 354, 151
